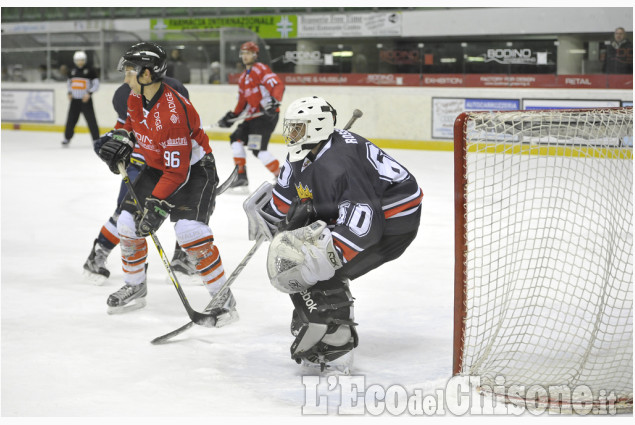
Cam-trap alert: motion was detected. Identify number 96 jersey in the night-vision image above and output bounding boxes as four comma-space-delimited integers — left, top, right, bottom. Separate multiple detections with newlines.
268, 129, 423, 264
123, 84, 212, 199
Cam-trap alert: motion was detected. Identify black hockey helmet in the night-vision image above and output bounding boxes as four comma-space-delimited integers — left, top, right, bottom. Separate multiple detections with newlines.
117, 42, 167, 83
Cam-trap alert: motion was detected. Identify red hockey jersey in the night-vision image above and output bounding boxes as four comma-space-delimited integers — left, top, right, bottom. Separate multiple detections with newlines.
232, 62, 284, 119
123, 84, 211, 199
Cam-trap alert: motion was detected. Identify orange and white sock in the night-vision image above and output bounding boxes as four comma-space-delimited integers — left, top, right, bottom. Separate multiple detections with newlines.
257, 150, 280, 177
117, 211, 147, 285
231, 141, 247, 174
176, 219, 226, 295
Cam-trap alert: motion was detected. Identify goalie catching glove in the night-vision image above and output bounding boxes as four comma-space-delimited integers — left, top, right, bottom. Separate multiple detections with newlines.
96, 129, 135, 174
267, 220, 343, 294
135, 197, 174, 237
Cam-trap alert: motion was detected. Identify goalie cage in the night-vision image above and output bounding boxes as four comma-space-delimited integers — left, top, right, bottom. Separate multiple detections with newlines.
453, 107, 633, 414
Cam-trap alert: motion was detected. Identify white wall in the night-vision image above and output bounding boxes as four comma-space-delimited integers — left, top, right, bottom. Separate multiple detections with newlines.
401, 7, 633, 37
3, 81, 632, 145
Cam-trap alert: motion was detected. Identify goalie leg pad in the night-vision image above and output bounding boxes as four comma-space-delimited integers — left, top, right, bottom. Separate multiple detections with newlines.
289, 277, 358, 365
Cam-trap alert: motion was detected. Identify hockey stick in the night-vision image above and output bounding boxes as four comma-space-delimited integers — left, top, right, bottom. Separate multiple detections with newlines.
216, 166, 239, 195
150, 182, 274, 344
203, 112, 265, 131
116, 162, 220, 328
150, 234, 265, 344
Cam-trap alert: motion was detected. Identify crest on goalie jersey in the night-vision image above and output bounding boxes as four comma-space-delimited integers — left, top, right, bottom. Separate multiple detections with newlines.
295, 183, 313, 200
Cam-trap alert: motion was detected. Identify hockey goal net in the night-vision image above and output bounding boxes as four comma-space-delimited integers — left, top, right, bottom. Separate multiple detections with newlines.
453, 107, 633, 413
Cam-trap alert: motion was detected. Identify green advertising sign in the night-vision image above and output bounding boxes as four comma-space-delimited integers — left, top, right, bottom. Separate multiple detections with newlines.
150, 15, 297, 39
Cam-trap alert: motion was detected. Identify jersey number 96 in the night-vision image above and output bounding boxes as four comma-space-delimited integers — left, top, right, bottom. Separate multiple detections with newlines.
164, 151, 181, 168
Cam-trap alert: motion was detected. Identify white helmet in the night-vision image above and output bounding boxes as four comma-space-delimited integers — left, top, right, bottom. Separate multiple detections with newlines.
283, 96, 337, 162
73, 51, 87, 64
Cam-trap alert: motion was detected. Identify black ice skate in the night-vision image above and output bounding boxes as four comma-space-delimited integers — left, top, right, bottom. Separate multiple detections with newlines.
227, 168, 249, 195
107, 280, 147, 314
83, 239, 112, 286
205, 289, 239, 327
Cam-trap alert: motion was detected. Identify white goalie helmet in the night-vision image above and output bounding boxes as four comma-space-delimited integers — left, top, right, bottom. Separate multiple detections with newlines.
283, 96, 337, 162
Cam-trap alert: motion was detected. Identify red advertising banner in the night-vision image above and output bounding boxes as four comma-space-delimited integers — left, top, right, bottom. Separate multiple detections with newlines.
228, 73, 632, 89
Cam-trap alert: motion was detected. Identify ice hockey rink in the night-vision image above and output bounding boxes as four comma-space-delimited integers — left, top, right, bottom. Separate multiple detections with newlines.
1, 129, 464, 418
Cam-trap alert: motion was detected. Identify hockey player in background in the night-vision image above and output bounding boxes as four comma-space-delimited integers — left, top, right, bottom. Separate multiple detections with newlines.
83, 75, 195, 285
217, 41, 285, 193
94, 42, 237, 326
264, 96, 422, 374
61, 51, 100, 147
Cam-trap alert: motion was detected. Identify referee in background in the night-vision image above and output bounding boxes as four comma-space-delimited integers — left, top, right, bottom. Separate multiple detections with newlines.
62, 51, 100, 147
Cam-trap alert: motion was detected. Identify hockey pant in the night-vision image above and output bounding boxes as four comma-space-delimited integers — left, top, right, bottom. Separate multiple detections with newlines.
64, 98, 100, 141
229, 114, 280, 176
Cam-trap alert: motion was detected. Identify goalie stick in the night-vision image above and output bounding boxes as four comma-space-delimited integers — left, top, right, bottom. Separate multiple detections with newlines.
150, 108, 364, 344
116, 162, 221, 328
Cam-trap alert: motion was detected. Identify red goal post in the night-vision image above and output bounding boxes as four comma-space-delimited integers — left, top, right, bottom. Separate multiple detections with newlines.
453, 107, 633, 412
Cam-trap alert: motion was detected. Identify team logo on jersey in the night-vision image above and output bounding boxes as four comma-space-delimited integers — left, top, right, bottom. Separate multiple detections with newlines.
170, 114, 178, 124
166, 136, 188, 146
295, 183, 313, 200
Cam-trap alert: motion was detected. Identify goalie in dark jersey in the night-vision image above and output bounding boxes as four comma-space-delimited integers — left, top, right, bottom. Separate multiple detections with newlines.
263, 96, 423, 374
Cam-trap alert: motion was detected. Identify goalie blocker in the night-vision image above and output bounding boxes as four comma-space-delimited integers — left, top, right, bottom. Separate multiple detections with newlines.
261, 96, 422, 374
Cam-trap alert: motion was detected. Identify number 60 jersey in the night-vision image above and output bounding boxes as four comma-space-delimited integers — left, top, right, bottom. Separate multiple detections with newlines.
123, 84, 212, 200
268, 129, 423, 264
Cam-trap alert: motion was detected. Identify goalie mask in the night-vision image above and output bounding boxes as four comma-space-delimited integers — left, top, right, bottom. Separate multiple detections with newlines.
283, 96, 337, 162
117, 42, 167, 84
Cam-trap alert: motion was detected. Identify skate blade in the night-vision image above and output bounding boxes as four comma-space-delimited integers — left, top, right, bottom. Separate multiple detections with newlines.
300, 352, 353, 376
83, 269, 108, 286
300, 362, 351, 377
226, 186, 249, 195
213, 310, 239, 328
107, 298, 147, 315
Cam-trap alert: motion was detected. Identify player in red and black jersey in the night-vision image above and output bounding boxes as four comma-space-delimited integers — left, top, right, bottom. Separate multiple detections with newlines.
264, 96, 422, 374
94, 42, 237, 325
217, 41, 285, 192
83, 76, 192, 285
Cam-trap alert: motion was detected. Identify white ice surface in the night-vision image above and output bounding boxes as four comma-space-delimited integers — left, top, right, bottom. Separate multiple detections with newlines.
1, 130, 460, 418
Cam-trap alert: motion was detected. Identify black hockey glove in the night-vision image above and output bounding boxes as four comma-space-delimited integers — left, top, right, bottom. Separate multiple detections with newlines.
136, 197, 174, 237
97, 129, 135, 174
278, 197, 317, 232
217, 111, 237, 128
264, 98, 280, 117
